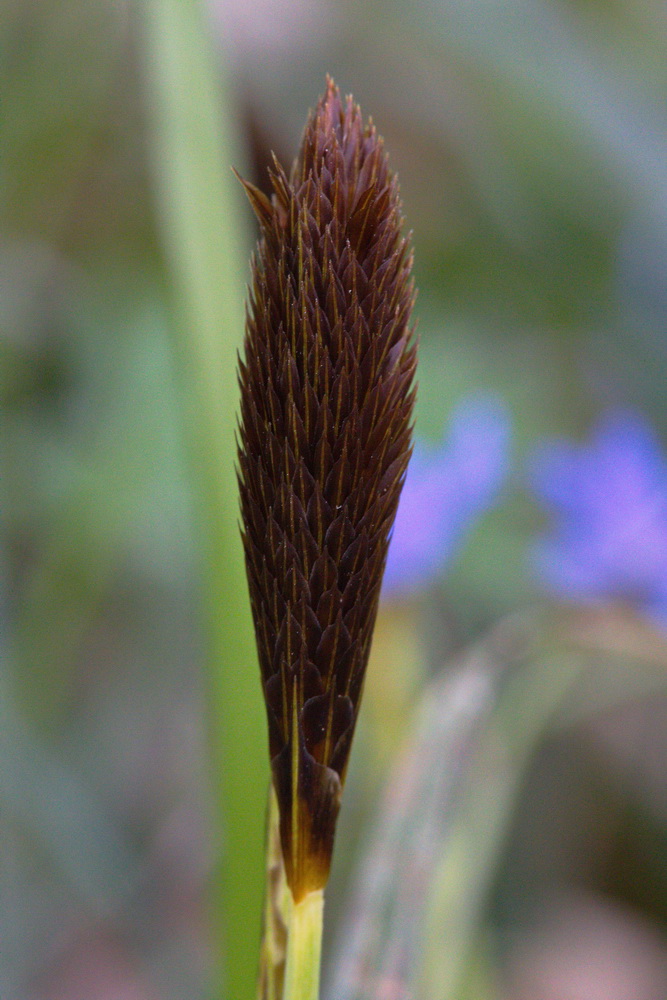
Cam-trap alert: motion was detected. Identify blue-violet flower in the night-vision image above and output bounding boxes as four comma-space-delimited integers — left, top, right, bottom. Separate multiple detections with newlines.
529, 411, 667, 621
382, 395, 511, 598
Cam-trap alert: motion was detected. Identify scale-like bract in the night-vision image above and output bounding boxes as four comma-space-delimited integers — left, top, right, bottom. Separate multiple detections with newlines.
237, 78, 417, 902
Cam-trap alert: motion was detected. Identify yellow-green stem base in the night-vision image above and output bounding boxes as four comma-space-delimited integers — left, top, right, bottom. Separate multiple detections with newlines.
282, 889, 324, 1000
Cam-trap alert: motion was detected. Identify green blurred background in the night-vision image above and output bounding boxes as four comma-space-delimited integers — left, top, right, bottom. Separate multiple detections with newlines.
2, 0, 667, 997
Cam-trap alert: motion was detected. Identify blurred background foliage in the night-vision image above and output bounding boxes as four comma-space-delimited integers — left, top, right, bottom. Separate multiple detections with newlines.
2, 0, 667, 997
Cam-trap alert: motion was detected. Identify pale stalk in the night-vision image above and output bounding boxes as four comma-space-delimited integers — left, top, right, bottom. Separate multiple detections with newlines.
258, 788, 290, 999
282, 889, 324, 1000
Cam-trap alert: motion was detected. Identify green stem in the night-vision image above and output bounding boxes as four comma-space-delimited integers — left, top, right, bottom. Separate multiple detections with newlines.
141, 2, 267, 997
282, 890, 324, 1000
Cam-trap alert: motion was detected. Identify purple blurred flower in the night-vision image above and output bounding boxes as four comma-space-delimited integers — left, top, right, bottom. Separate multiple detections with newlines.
382, 396, 511, 598
530, 412, 667, 620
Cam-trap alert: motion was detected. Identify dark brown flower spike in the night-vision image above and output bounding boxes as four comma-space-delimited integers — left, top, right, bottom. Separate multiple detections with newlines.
237, 77, 417, 903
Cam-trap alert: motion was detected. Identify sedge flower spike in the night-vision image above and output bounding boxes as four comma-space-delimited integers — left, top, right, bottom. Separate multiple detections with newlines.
237, 78, 417, 902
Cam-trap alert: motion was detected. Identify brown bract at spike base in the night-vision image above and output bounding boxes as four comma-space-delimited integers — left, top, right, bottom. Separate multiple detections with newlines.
237, 76, 417, 903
